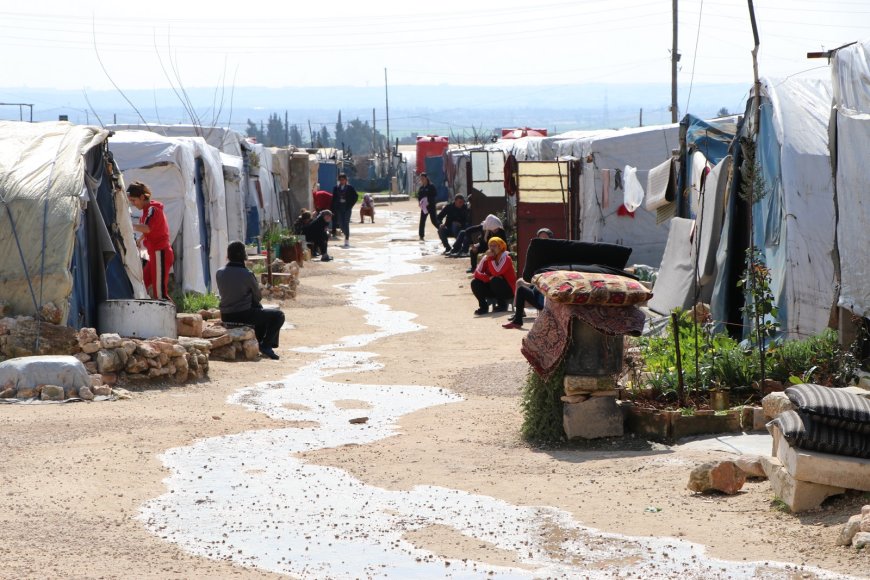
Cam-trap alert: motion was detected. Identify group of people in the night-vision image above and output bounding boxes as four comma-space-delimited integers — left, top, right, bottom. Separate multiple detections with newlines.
415, 175, 552, 330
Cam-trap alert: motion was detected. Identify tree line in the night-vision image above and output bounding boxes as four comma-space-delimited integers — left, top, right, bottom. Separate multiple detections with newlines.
245, 111, 391, 156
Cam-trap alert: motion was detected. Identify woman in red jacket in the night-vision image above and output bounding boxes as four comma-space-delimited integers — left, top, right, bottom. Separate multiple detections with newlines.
127, 181, 174, 301
471, 236, 516, 315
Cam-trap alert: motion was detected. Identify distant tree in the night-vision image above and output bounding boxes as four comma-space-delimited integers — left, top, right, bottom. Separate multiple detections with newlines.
717, 107, 730, 117
266, 113, 286, 146
245, 119, 265, 143
335, 110, 345, 151
289, 124, 303, 147
343, 118, 385, 155
318, 126, 331, 148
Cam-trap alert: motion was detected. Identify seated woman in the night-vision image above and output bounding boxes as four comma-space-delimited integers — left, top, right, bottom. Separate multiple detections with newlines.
467, 214, 507, 273
502, 227, 554, 329
216, 241, 285, 360
359, 193, 375, 223
470, 236, 516, 315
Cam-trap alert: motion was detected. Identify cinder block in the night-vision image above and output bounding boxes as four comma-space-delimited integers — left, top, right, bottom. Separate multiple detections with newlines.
563, 396, 623, 440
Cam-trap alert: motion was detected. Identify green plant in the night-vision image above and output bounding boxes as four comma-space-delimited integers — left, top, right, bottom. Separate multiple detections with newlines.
174, 291, 220, 314
521, 363, 566, 443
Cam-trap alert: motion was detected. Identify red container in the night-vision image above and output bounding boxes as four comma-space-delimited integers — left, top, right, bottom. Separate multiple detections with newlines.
416, 135, 449, 175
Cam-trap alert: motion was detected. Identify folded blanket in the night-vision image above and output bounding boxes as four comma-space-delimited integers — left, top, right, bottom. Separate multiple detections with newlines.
521, 301, 645, 378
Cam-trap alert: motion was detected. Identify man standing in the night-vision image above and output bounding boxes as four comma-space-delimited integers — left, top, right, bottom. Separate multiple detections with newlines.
436, 194, 470, 254
417, 172, 438, 241
331, 173, 358, 248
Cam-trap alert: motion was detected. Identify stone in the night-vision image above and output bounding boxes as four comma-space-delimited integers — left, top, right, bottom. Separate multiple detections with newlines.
113, 387, 132, 400
96, 350, 122, 373
178, 337, 211, 352
148, 367, 170, 378
862, 514, 870, 533
136, 342, 160, 358
0, 386, 15, 398
78, 386, 94, 400
210, 344, 238, 361
84, 362, 97, 374
99, 333, 123, 349
157, 353, 170, 366
39, 384, 64, 401
687, 461, 746, 495
77, 327, 98, 346
169, 344, 187, 357
852, 532, 870, 549
152, 341, 178, 356
114, 347, 129, 367
39, 302, 63, 325
73, 352, 91, 363
564, 374, 616, 394
198, 309, 216, 321
176, 313, 203, 338
836, 514, 863, 546
563, 396, 623, 439
92, 385, 112, 397
863, 505, 870, 516
63, 385, 79, 399
90, 374, 103, 387
761, 392, 794, 420
734, 455, 766, 479
242, 338, 260, 360
121, 340, 137, 355
16, 385, 39, 399
228, 327, 255, 342
0, 302, 8, 318
760, 456, 845, 513
81, 341, 101, 354
560, 394, 589, 404
202, 325, 227, 339
771, 425, 870, 492
349, 417, 369, 424
100, 373, 118, 386
0, 317, 17, 336
207, 334, 232, 349
589, 390, 619, 397
752, 406, 768, 431
174, 366, 189, 383
125, 355, 149, 374
3, 319, 78, 357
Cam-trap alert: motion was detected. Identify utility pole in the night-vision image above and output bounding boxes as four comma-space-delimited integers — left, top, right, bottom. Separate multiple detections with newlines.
639, 108, 644, 127
671, 0, 680, 123
372, 107, 376, 155
384, 68, 391, 172
307, 119, 314, 148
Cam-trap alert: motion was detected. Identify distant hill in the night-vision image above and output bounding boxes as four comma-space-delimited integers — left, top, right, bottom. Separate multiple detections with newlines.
0, 83, 749, 139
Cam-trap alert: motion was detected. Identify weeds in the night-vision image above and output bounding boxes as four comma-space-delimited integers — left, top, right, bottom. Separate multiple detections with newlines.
521, 363, 566, 443
172, 291, 220, 314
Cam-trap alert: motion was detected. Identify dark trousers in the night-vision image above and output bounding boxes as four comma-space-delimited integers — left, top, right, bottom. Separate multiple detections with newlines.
454, 224, 482, 254
419, 210, 438, 239
512, 285, 545, 323
438, 222, 463, 250
305, 229, 329, 256
222, 307, 285, 348
333, 204, 351, 240
470, 277, 514, 309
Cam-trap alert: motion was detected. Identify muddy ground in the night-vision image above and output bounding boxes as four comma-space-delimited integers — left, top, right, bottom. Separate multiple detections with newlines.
0, 200, 866, 579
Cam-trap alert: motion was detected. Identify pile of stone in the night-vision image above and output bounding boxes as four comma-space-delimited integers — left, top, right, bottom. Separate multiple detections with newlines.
74, 328, 209, 384
259, 259, 300, 301
176, 313, 260, 362
836, 505, 870, 549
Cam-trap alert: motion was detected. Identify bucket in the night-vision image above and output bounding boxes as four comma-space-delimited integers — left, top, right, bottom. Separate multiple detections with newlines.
97, 299, 178, 339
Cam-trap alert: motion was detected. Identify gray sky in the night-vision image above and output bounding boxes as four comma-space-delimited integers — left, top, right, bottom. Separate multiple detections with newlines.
0, 0, 866, 94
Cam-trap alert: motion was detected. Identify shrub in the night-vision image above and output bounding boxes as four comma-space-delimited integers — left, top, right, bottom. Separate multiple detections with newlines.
173, 291, 220, 314
521, 363, 566, 443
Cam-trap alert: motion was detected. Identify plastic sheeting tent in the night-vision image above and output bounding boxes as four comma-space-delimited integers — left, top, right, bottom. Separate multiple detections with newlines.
831, 40, 870, 318
0, 121, 146, 327
108, 130, 208, 294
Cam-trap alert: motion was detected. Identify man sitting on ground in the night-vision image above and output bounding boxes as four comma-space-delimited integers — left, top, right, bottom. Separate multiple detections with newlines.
437, 194, 471, 254
303, 210, 334, 262
216, 241, 285, 360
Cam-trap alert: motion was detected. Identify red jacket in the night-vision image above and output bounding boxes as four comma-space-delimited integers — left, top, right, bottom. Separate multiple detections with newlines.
140, 199, 171, 252
313, 190, 333, 212
474, 251, 517, 294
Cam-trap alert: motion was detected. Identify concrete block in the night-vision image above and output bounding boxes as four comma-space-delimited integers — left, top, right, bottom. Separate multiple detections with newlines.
772, 427, 870, 492
564, 374, 615, 394
760, 456, 846, 513
563, 396, 623, 440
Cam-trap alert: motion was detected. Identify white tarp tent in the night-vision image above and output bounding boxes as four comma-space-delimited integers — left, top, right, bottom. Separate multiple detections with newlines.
540, 124, 678, 267
220, 152, 246, 243
0, 121, 146, 325
108, 130, 207, 294
751, 77, 836, 338
247, 143, 280, 229
831, 40, 870, 318
107, 124, 247, 158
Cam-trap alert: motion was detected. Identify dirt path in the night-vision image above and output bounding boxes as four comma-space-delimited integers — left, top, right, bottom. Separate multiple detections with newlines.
0, 200, 865, 579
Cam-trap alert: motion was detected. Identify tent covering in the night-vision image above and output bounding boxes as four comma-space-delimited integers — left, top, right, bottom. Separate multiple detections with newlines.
0, 121, 146, 325
832, 40, 870, 318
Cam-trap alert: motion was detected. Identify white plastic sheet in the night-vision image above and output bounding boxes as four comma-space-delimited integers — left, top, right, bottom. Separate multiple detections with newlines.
622, 165, 644, 212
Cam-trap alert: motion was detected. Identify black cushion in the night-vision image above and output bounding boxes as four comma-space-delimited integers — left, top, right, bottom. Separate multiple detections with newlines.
770, 410, 870, 459
521, 238, 633, 282
785, 383, 870, 435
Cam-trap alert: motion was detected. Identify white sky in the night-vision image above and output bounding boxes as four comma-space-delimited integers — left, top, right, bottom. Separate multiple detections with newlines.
0, 0, 866, 93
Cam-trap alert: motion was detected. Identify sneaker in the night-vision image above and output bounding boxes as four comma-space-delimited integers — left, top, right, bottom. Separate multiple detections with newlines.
493, 303, 508, 313
457, 251, 469, 258
442, 248, 452, 255
259, 346, 280, 360
321, 254, 333, 262
474, 307, 489, 316
502, 321, 523, 329
342, 241, 350, 248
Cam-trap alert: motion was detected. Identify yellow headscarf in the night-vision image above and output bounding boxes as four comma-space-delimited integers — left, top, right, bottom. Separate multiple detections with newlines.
488, 236, 507, 253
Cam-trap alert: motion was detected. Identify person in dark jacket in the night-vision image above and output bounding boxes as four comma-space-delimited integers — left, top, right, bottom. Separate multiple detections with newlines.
303, 210, 334, 262
436, 195, 470, 253
417, 172, 438, 241
216, 241, 285, 360
502, 227, 554, 329
331, 173, 358, 248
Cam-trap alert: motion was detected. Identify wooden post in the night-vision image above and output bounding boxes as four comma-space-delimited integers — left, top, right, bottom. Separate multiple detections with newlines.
670, 0, 679, 123
672, 312, 686, 407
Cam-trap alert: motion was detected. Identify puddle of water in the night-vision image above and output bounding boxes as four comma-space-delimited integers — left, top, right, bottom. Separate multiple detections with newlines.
141, 208, 850, 579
